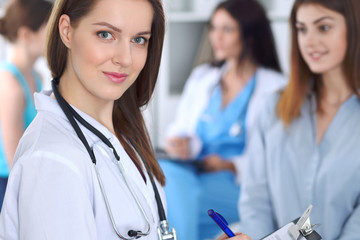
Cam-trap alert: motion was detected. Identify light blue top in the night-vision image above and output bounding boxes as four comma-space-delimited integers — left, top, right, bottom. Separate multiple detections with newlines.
0, 61, 42, 177
196, 74, 256, 160
239, 92, 360, 239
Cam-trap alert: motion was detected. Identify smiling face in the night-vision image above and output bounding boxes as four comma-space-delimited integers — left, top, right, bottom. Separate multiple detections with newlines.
296, 4, 347, 76
59, 0, 153, 106
208, 9, 242, 62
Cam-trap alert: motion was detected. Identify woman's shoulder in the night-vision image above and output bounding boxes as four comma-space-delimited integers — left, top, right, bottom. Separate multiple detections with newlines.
0, 70, 23, 94
15, 112, 90, 169
192, 62, 218, 73
188, 63, 222, 82
261, 91, 281, 112
0, 70, 25, 109
256, 91, 283, 128
181, 63, 222, 93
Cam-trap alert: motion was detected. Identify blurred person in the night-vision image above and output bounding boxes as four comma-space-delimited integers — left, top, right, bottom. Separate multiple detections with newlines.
237, 0, 360, 239
0, 0, 174, 239
0, 0, 52, 209
158, 0, 287, 239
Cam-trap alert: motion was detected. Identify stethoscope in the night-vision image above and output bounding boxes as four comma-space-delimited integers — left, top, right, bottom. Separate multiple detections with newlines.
51, 79, 177, 240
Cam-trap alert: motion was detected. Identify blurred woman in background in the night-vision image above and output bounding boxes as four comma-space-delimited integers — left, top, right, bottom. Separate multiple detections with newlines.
0, 0, 52, 209
159, 0, 286, 239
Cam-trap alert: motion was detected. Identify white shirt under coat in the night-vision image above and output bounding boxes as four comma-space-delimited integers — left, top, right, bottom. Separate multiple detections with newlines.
0, 91, 166, 240
167, 63, 287, 183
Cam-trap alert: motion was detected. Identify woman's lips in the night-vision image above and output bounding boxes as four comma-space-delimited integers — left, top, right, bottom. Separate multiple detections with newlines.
103, 71, 128, 83
308, 51, 327, 61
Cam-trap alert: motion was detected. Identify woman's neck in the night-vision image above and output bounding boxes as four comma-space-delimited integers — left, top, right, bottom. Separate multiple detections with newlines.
59, 70, 115, 134
7, 44, 37, 76
224, 58, 257, 84
220, 58, 257, 108
320, 68, 353, 106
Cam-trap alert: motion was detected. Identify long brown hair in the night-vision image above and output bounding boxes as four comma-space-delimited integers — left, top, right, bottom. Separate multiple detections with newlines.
211, 0, 281, 72
46, 0, 166, 185
0, 0, 52, 42
277, 0, 360, 125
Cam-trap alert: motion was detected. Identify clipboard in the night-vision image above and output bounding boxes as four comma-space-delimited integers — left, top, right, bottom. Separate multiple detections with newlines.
261, 205, 322, 240
155, 148, 205, 170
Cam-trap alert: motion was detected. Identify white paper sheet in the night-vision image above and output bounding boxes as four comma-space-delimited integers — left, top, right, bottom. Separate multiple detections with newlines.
262, 222, 305, 240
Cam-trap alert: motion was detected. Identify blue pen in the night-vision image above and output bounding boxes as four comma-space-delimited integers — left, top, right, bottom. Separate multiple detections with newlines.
208, 209, 236, 237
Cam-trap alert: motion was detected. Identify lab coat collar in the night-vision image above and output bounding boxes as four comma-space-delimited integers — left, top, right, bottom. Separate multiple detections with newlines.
34, 91, 116, 144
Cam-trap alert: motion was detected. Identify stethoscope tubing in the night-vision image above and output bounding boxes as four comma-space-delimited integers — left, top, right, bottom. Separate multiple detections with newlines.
51, 79, 165, 239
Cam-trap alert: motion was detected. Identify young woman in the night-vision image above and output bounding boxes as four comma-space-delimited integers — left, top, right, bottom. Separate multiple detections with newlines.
159, 0, 286, 239
226, 0, 360, 239
0, 0, 172, 239
0, 0, 52, 209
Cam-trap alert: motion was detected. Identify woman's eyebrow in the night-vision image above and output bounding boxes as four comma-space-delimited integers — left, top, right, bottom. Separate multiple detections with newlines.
313, 16, 335, 24
92, 22, 121, 33
296, 16, 335, 25
137, 31, 151, 36
92, 22, 151, 36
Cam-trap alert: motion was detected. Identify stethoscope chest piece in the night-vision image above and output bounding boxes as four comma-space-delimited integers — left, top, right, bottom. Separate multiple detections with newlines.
157, 220, 177, 240
229, 122, 242, 136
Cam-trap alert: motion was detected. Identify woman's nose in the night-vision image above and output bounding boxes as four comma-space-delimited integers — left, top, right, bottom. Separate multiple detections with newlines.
112, 41, 132, 67
303, 31, 319, 47
209, 29, 222, 44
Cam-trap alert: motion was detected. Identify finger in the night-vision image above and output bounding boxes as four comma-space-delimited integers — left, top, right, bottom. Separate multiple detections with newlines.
217, 233, 248, 240
216, 233, 228, 240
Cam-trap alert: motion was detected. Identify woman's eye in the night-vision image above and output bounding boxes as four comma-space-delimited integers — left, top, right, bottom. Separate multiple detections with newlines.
133, 37, 147, 45
296, 26, 307, 34
97, 31, 113, 40
319, 25, 330, 32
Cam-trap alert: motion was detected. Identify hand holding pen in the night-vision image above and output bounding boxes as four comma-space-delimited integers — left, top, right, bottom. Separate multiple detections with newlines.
217, 233, 251, 240
208, 209, 252, 240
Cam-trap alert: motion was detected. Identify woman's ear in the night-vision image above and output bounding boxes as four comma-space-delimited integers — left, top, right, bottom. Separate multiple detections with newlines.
59, 14, 72, 49
17, 26, 32, 42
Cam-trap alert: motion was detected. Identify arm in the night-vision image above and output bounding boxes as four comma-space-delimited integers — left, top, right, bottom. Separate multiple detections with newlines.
166, 64, 215, 139
166, 69, 201, 138
165, 65, 213, 159
202, 154, 236, 173
338, 195, 360, 240
164, 73, 199, 160
233, 69, 287, 184
0, 71, 26, 167
239, 104, 277, 238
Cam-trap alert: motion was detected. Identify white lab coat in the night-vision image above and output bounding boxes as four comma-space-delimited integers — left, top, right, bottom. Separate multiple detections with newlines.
0, 91, 166, 240
167, 63, 287, 183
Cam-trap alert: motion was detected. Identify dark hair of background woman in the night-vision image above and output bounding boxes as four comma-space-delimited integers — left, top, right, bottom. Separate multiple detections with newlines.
211, 0, 282, 73
46, 0, 166, 185
0, 0, 53, 42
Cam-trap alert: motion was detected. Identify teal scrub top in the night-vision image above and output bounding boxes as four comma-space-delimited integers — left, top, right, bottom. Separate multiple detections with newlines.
196, 73, 256, 160
0, 61, 42, 177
